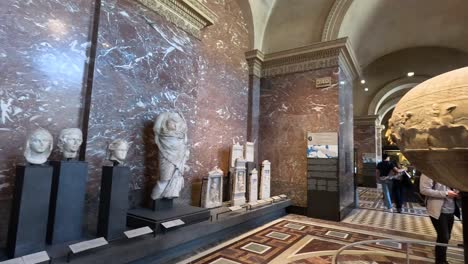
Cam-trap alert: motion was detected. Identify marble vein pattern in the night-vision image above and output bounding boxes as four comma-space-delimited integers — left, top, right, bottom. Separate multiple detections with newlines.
338, 70, 354, 210
0, 0, 249, 243
85, 0, 249, 211
0, 0, 95, 245
259, 68, 340, 207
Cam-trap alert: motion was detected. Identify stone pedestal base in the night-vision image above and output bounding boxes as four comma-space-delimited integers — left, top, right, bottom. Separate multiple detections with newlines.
127, 205, 210, 234
152, 198, 174, 211
7, 165, 53, 258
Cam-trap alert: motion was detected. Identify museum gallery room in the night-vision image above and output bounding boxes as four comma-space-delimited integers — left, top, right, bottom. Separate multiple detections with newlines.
2, 0, 468, 263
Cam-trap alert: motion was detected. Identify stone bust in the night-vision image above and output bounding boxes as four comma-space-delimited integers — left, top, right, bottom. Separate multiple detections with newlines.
24, 128, 54, 165
108, 139, 129, 166
57, 128, 83, 160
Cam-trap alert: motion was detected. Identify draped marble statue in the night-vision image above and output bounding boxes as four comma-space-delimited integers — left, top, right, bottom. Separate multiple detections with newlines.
24, 128, 54, 165
57, 128, 83, 160
151, 112, 189, 200
108, 139, 129, 166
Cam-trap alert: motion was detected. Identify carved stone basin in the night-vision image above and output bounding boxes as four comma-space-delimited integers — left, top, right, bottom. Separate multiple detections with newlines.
389, 67, 468, 191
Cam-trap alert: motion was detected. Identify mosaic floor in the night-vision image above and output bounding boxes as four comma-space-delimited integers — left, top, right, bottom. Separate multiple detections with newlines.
357, 187, 427, 216
342, 208, 463, 242
179, 214, 464, 264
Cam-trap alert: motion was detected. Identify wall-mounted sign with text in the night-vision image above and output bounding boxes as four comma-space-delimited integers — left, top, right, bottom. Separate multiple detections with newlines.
315, 76, 332, 88
307, 132, 338, 158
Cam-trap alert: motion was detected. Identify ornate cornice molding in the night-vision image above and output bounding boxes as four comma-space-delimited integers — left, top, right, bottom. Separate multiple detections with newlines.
354, 115, 379, 126
259, 38, 361, 79
245, 50, 264, 78
138, 0, 217, 39
321, 0, 353, 41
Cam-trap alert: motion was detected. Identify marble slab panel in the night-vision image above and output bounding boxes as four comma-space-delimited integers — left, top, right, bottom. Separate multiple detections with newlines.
259, 68, 340, 207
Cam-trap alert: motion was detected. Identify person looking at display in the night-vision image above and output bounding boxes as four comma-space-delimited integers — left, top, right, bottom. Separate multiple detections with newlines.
376, 154, 405, 212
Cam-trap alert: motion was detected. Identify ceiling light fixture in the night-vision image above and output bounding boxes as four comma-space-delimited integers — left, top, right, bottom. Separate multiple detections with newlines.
407, 72, 415, 77
364, 88, 369, 92
360, 80, 366, 84
340, 81, 345, 85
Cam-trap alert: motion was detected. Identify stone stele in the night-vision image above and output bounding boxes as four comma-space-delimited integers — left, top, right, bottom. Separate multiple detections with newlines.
389, 67, 468, 190
201, 166, 223, 208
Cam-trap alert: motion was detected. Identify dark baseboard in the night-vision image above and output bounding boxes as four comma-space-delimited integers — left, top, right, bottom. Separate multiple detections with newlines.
340, 202, 355, 220
286, 206, 307, 216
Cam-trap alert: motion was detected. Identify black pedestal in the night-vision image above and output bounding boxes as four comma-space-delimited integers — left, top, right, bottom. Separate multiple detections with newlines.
127, 205, 210, 234
7, 165, 53, 258
97, 166, 130, 240
152, 198, 173, 211
307, 158, 341, 221
47, 160, 87, 244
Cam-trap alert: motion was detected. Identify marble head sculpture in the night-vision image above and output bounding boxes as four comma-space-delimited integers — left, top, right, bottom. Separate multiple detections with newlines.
151, 112, 189, 200
24, 128, 54, 165
388, 67, 468, 190
108, 139, 129, 165
57, 128, 83, 159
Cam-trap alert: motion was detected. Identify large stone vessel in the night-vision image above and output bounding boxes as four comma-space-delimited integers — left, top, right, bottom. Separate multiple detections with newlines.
388, 67, 468, 190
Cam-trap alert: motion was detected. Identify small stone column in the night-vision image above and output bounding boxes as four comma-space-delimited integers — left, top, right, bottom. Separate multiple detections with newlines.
259, 160, 271, 200
248, 168, 258, 203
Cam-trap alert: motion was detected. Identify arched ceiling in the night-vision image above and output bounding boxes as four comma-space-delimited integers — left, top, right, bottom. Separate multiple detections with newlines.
262, 0, 334, 53
260, 0, 468, 68
338, 0, 468, 67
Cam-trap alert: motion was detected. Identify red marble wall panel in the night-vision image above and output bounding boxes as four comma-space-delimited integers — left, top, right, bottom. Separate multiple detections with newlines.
354, 124, 376, 176
0, 0, 249, 244
259, 68, 340, 207
0, 0, 95, 245
85, 0, 249, 215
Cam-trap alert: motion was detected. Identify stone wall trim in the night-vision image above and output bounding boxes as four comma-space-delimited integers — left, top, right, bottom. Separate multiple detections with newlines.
137, 0, 217, 39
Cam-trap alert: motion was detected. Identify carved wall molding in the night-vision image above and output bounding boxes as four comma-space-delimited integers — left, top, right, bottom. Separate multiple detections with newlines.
138, 0, 217, 39
321, 0, 354, 41
253, 38, 361, 79
354, 115, 379, 126
245, 50, 264, 78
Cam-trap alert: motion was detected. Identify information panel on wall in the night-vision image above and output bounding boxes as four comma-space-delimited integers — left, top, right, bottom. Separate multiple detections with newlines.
307, 132, 338, 158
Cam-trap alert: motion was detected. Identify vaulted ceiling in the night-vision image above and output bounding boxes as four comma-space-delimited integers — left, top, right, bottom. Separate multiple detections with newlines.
244, 0, 468, 68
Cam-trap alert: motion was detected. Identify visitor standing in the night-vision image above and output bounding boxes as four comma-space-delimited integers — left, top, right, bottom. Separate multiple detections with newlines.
420, 174, 460, 264
376, 154, 404, 212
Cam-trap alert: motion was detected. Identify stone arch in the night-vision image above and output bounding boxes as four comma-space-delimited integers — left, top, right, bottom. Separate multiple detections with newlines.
367, 76, 428, 116
321, 0, 353, 41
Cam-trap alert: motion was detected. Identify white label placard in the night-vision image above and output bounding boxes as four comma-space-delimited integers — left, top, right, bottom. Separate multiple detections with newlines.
0, 258, 24, 264
257, 199, 265, 204
228, 205, 242, 211
22, 251, 49, 264
265, 198, 273, 202
279, 194, 287, 199
161, 219, 185, 229
124, 226, 153, 238
69, 237, 108, 254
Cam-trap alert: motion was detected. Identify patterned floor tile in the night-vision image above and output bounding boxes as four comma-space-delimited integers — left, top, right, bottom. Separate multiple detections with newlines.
240, 242, 271, 254
208, 257, 242, 264
265, 231, 291, 240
